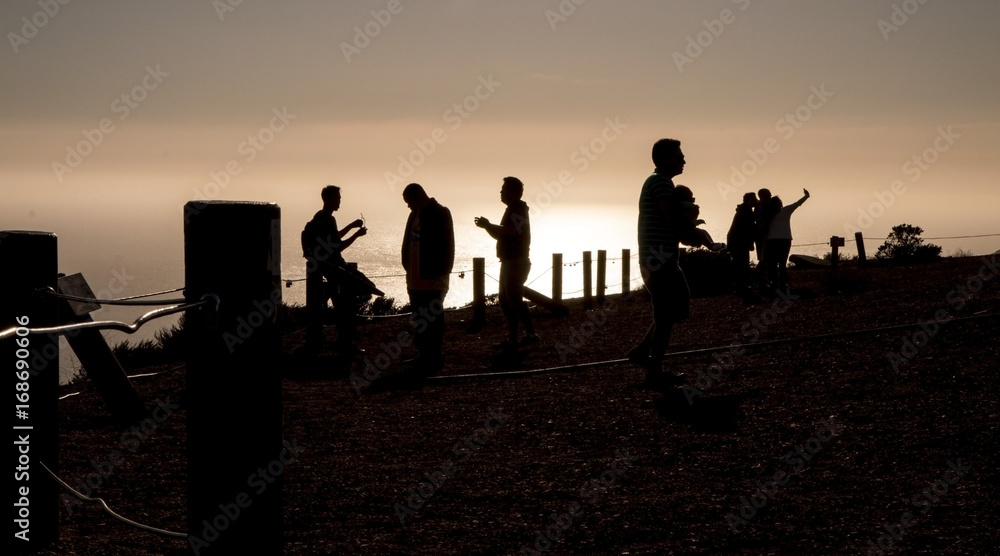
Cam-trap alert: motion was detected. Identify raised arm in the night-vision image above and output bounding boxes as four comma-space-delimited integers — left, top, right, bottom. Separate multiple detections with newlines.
788, 188, 810, 210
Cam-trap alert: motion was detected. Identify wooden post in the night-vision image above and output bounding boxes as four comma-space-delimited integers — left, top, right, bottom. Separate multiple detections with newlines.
582, 251, 592, 309
596, 250, 607, 305
855, 232, 867, 266
552, 253, 562, 304
2, 231, 59, 552
56, 273, 146, 423
472, 257, 485, 326
622, 248, 631, 300
184, 202, 283, 555
830, 236, 845, 273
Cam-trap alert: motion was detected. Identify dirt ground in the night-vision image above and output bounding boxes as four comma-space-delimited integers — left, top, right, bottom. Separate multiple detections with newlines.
44, 255, 1000, 555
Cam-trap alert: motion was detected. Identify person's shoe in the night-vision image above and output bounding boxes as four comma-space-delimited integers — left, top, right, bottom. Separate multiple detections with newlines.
520, 333, 540, 346
493, 338, 518, 350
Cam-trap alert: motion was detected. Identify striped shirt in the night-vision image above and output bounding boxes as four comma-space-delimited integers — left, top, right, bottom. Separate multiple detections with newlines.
638, 170, 680, 269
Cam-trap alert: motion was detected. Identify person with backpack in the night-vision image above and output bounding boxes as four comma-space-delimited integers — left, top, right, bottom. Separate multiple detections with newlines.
301, 185, 367, 355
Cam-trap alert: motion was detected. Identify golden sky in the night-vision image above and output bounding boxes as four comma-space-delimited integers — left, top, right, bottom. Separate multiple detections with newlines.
3, 0, 999, 254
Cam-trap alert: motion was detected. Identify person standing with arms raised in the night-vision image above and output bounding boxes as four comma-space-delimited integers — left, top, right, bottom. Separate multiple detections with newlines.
475, 176, 539, 349
764, 189, 810, 290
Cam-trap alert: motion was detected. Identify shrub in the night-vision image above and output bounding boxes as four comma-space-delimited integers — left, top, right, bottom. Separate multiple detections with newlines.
874, 224, 942, 264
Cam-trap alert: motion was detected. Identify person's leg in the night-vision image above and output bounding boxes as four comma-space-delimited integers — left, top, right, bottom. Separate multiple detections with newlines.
333, 280, 360, 351
733, 247, 750, 292
498, 261, 517, 343
304, 268, 324, 353
425, 289, 446, 366
649, 264, 689, 363
409, 289, 445, 369
774, 239, 792, 289
513, 259, 535, 338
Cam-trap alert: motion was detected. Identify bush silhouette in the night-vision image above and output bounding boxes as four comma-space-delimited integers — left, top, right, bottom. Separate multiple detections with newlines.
875, 224, 942, 264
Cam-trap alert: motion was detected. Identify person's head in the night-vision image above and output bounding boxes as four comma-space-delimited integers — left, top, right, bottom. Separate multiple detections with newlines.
742, 192, 758, 207
757, 188, 771, 201
321, 185, 342, 211
674, 185, 695, 202
652, 138, 685, 177
772, 196, 783, 209
402, 183, 430, 211
500, 176, 524, 205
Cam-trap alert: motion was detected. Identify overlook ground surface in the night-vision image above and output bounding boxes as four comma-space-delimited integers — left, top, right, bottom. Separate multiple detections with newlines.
46, 255, 1000, 555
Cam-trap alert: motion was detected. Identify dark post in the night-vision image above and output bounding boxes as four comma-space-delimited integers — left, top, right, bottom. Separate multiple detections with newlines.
57, 274, 146, 423
472, 257, 485, 326
2, 231, 59, 552
183, 202, 283, 555
582, 251, 592, 309
855, 232, 867, 266
622, 249, 631, 300
596, 250, 607, 305
830, 236, 845, 273
552, 253, 562, 304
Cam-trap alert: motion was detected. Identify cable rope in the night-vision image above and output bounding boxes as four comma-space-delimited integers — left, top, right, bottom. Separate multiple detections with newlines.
0, 296, 217, 341
425, 311, 999, 384
41, 462, 187, 539
41, 288, 187, 306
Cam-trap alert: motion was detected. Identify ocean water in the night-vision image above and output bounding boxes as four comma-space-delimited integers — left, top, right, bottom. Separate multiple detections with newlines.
49, 203, 995, 384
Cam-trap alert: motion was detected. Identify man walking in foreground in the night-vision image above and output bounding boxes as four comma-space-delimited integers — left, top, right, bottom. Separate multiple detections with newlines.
629, 138, 706, 389
401, 183, 455, 376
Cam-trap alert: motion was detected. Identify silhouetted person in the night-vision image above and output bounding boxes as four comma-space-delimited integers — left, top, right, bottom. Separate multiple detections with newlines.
301, 185, 367, 355
474, 176, 538, 348
764, 188, 810, 290
754, 188, 778, 287
674, 185, 726, 250
401, 183, 455, 375
727, 192, 758, 295
629, 138, 699, 390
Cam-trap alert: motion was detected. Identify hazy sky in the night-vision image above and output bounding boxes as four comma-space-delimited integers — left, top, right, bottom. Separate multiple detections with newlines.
3, 0, 999, 258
